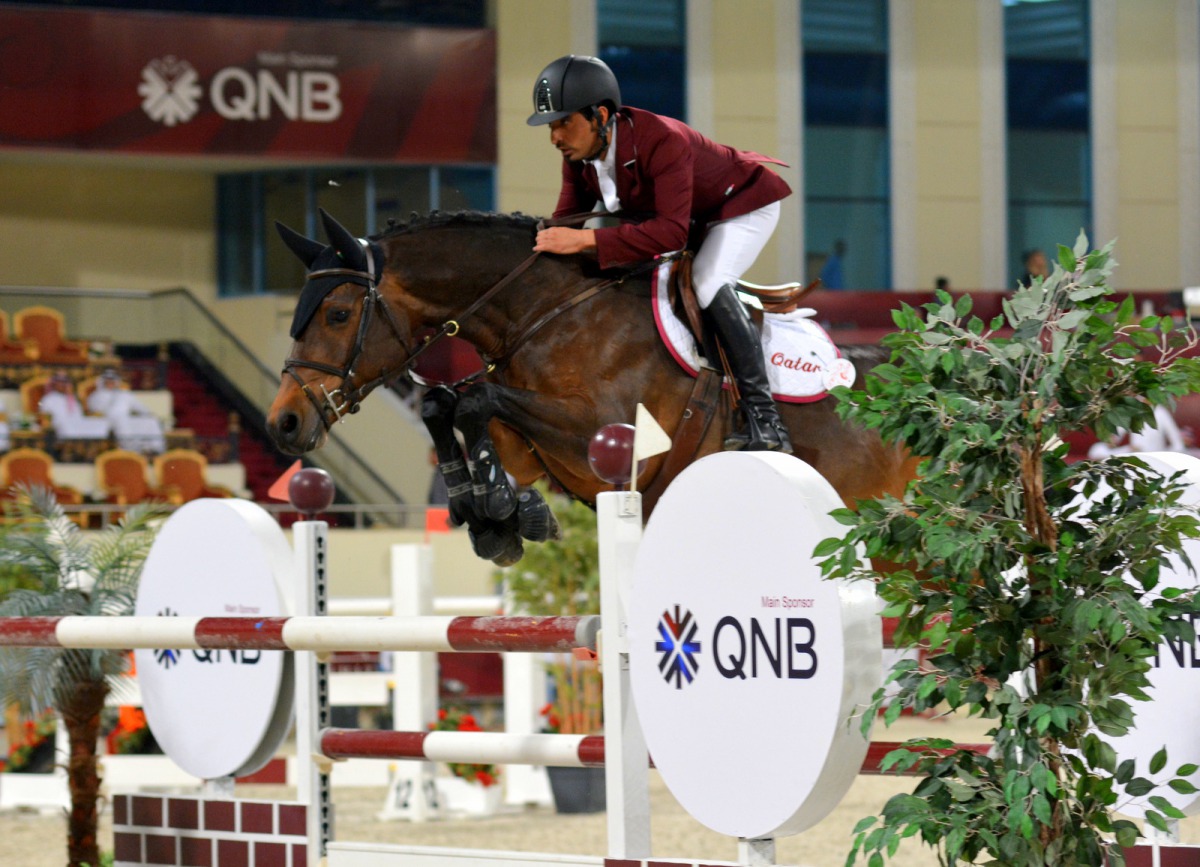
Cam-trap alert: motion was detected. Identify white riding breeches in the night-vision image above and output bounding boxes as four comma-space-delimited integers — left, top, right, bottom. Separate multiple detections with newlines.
692, 201, 781, 308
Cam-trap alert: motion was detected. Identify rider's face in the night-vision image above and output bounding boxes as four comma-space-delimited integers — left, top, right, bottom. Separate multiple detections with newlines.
548, 111, 605, 162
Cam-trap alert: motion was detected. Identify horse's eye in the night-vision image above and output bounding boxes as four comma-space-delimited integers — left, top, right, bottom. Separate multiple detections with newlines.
327, 308, 351, 325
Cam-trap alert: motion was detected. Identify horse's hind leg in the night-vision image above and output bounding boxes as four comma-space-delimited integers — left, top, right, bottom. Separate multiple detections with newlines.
455, 384, 561, 543
420, 387, 523, 566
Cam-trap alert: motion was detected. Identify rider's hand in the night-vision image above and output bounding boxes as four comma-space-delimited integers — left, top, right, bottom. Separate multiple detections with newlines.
533, 227, 597, 256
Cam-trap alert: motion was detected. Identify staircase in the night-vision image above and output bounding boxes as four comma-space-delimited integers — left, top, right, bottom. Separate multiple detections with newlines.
162, 354, 292, 503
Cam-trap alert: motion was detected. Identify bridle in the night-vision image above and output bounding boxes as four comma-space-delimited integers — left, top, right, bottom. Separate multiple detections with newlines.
282, 238, 546, 431
282, 241, 413, 428
282, 213, 640, 431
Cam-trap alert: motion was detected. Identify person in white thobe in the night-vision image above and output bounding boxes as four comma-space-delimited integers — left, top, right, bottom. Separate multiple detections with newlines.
86, 371, 166, 454
1088, 404, 1194, 459
39, 373, 111, 441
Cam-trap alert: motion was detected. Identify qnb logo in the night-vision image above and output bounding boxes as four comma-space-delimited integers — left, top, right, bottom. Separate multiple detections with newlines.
714, 616, 818, 681
655, 605, 702, 689
152, 607, 182, 669
138, 55, 343, 127
138, 57, 203, 127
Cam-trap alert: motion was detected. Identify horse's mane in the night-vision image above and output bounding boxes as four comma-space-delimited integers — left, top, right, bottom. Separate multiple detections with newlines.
373, 210, 539, 241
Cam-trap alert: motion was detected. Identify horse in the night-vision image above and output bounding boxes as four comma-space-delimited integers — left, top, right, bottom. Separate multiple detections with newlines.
266, 209, 920, 565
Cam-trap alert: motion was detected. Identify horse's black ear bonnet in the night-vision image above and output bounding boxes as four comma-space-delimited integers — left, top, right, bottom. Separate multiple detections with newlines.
276, 210, 385, 339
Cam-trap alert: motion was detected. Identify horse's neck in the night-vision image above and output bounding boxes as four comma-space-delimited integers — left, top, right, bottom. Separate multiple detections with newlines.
425, 242, 599, 357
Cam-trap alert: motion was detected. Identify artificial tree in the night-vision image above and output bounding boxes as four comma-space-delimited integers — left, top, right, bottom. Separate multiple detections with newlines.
818, 236, 1200, 866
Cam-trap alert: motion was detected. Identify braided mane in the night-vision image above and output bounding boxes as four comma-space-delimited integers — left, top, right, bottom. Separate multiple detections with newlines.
374, 210, 539, 241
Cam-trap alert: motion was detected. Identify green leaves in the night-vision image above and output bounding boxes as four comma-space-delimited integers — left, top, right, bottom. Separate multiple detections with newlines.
824, 235, 1200, 866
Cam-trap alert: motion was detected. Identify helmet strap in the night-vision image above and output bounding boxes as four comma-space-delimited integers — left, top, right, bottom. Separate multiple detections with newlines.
591, 105, 615, 158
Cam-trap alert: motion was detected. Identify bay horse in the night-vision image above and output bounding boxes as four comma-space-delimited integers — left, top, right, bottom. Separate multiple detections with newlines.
266, 209, 918, 565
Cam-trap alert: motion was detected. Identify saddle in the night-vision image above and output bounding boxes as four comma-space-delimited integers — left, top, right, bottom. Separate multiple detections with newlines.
666, 252, 823, 376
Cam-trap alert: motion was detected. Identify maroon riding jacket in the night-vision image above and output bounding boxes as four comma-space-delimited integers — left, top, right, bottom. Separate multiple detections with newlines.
552, 106, 792, 270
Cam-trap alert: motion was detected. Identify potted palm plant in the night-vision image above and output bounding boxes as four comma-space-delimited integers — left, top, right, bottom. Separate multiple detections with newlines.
499, 483, 605, 813
0, 487, 161, 867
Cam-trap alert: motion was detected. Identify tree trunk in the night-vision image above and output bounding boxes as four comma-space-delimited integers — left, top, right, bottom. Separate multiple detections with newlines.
1021, 442, 1068, 850
59, 674, 109, 867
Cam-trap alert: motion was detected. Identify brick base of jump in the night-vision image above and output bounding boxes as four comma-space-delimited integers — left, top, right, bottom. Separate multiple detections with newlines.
112, 794, 308, 867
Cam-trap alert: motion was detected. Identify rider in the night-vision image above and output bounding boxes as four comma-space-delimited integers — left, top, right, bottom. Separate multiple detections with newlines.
527, 54, 794, 454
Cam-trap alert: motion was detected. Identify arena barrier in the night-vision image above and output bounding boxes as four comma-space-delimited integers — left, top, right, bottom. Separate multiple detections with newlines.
2, 455, 1196, 867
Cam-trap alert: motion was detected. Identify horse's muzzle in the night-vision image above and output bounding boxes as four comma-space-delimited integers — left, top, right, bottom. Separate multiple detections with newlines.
266, 405, 326, 455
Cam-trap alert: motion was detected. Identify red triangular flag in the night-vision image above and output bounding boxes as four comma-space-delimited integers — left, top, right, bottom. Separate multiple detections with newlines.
267, 460, 303, 502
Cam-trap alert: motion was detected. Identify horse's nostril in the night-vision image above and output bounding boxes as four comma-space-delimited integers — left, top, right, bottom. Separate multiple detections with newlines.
279, 412, 299, 435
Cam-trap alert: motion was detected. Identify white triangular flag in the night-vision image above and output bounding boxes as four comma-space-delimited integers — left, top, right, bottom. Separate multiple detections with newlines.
633, 403, 672, 462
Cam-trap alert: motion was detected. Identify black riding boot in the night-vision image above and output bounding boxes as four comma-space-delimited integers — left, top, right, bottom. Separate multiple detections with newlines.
707, 284, 793, 453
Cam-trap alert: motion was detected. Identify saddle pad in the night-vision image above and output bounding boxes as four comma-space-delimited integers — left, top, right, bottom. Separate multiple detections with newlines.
650, 259, 856, 403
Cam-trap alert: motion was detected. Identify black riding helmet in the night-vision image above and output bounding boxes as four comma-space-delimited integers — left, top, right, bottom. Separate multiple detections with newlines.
526, 55, 621, 126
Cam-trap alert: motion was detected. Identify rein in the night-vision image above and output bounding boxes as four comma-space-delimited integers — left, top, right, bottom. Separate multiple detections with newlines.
284, 211, 609, 422
283, 212, 645, 430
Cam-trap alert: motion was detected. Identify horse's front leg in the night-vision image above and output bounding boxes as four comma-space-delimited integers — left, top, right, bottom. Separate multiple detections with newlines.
420, 386, 524, 567
455, 383, 563, 544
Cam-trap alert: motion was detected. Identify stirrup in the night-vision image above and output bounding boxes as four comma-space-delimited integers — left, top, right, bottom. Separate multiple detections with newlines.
724, 412, 793, 454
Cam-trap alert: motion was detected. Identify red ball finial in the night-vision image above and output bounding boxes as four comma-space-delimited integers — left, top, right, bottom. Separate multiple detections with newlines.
289, 467, 336, 515
588, 423, 644, 485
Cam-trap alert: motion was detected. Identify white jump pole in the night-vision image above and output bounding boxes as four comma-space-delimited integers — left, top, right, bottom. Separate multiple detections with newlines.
597, 489, 651, 859
379, 543, 439, 821
293, 518, 332, 867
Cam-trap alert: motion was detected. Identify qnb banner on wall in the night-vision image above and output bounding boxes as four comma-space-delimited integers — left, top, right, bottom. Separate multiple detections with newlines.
0, 8, 496, 162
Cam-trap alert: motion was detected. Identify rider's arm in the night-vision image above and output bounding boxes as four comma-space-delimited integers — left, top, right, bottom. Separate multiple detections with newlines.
591, 115, 693, 269
552, 160, 597, 219
534, 227, 596, 255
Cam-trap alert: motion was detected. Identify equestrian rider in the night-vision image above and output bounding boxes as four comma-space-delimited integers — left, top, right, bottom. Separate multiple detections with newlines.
527, 54, 794, 454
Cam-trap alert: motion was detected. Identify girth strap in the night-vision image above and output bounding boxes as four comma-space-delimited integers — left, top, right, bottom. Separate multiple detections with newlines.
639, 367, 724, 515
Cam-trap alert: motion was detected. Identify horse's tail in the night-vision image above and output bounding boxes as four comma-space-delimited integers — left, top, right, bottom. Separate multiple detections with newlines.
837, 343, 891, 390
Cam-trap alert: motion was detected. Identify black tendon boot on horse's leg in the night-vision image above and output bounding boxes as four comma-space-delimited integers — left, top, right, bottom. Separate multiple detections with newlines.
420, 387, 475, 527
421, 387, 523, 566
515, 488, 562, 542
706, 284, 794, 453
454, 385, 519, 523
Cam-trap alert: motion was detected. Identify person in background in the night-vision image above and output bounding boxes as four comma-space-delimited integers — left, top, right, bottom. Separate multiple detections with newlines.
40, 370, 111, 442
86, 369, 165, 453
527, 54, 793, 453
1088, 403, 1197, 459
1019, 248, 1049, 288
819, 239, 846, 291
935, 276, 952, 292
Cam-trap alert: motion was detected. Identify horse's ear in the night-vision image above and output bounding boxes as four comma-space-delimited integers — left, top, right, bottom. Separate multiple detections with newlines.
275, 222, 325, 268
319, 208, 363, 262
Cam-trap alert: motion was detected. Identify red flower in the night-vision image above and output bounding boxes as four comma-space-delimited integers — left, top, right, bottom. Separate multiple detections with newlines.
429, 706, 500, 786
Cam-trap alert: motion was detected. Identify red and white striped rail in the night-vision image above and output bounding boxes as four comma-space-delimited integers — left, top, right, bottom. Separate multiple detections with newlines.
317, 728, 991, 775
321, 728, 609, 769
0, 615, 598, 653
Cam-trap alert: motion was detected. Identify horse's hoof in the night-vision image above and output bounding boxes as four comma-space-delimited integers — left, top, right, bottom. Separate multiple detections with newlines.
516, 489, 561, 542
469, 525, 524, 566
